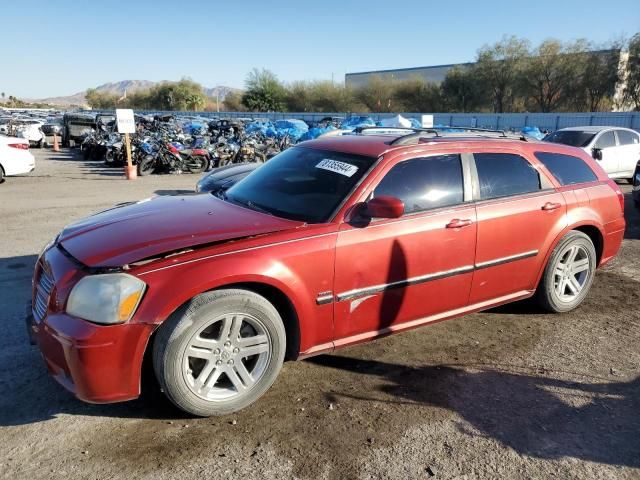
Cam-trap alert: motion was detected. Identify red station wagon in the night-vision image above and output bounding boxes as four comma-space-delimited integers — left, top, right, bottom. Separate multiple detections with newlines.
29, 128, 626, 416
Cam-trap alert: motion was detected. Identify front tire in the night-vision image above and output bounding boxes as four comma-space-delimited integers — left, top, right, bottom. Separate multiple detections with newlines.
137, 155, 156, 176
537, 231, 596, 313
153, 289, 286, 416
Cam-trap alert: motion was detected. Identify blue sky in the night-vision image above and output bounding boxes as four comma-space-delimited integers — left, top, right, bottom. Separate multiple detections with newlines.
4, 0, 639, 98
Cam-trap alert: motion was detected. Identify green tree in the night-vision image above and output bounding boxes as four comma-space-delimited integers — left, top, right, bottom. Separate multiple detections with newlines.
285, 81, 314, 112
148, 79, 206, 111
441, 66, 486, 112
624, 33, 640, 110
393, 77, 443, 112
85, 88, 118, 109
222, 91, 245, 111
475, 36, 530, 112
356, 75, 395, 112
519, 39, 575, 112
241, 68, 286, 111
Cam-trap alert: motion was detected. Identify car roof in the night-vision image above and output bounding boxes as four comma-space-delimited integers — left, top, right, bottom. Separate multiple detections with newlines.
299, 133, 546, 158
557, 126, 636, 133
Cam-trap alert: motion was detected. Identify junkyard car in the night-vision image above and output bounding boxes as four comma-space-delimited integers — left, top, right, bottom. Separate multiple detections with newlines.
544, 126, 640, 182
195, 162, 260, 194
0, 135, 35, 182
30, 130, 625, 416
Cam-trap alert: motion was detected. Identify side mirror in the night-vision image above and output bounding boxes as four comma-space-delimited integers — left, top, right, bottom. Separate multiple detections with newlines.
365, 196, 404, 219
592, 147, 603, 160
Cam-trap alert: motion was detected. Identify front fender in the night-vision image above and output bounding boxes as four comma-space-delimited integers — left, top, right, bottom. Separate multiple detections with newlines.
132, 232, 337, 353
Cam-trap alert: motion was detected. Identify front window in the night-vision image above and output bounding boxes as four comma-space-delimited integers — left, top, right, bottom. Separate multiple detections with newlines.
544, 130, 596, 148
224, 146, 377, 223
373, 155, 464, 214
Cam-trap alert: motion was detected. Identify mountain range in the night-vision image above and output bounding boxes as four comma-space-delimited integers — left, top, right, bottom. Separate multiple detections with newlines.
31, 80, 240, 106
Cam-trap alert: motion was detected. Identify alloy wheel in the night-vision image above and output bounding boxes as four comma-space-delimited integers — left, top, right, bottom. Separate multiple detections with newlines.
182, 313, 271, 401
552, 244, 591, 302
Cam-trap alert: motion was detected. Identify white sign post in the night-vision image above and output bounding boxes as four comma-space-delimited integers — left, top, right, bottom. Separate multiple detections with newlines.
116, 109, 136, 180
421, 114, 434, 128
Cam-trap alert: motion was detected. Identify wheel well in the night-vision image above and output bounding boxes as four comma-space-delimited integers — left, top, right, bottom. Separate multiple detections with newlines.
139, 281, 302, 397
226, 282, 301, 361
573, 225, 603, 265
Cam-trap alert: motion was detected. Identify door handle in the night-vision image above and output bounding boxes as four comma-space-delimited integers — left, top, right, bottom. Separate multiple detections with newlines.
541, 202, 561, 211
446, 218, 473, 228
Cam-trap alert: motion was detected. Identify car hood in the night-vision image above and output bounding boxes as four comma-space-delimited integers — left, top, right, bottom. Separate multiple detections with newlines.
58, 194, 303, 268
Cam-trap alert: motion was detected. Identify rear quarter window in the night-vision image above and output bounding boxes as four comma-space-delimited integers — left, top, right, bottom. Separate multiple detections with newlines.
534, 152, 597, 185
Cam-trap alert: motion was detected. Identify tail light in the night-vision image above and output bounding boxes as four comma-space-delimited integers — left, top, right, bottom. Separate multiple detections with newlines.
8, 143, 29, 150
605, 179, 624, 214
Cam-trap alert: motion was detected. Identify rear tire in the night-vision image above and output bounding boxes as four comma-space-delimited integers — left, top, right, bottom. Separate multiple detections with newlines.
153, 289, 286, 416
0, 165, 5, 184
186, 156, 209, 174
537, 231, 596, 313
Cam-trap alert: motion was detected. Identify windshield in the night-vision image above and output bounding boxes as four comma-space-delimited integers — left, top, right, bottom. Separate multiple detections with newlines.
543, 130, 595, 147
225, 146, 377, 223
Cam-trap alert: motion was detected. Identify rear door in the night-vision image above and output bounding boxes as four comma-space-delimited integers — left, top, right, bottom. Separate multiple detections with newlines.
592, 130, 619, 176
614, 129, 640, 177
469, 151, 567, 304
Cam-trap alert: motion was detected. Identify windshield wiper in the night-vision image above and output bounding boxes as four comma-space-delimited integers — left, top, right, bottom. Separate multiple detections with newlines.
215, 190, 228, 201
222, 193, 274, 216
243, 200, 275, 216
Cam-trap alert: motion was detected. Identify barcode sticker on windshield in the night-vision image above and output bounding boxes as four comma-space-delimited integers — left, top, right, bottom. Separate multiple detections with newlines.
316, 159, 359, 177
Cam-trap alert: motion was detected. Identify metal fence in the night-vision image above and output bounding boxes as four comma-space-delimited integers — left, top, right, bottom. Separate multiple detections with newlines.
127, 110, 640, 131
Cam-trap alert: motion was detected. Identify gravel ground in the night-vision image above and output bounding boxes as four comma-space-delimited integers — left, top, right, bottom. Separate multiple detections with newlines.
0, 148, 638, 480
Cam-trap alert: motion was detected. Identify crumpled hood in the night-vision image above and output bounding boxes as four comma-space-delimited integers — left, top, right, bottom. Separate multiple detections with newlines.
59, 194, 303, 267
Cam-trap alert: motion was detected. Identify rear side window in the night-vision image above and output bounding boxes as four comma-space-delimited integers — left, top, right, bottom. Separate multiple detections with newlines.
474, 153, 541, 200
616, 130, 640, 146
534, 152, 597, 185
373, 154, 464, 213
594, 131, 616, 149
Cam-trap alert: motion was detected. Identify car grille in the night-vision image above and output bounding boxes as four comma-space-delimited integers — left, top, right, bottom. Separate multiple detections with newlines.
33, 265, 54, 323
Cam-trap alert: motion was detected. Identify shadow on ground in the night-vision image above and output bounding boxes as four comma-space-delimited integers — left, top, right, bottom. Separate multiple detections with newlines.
308, 355, 640, 468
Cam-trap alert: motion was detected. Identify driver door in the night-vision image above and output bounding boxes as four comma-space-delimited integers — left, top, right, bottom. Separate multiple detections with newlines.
332, 153, 477, 343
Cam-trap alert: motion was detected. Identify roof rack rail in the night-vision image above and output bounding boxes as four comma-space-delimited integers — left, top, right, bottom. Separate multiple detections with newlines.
352, 125, 528, 145
352, 126, 440, 136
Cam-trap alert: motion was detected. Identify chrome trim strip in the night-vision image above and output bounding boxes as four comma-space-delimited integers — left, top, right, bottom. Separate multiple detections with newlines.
474, 250, 538, 270
316, 294, 334, 305
335, 250, 539, 302
336, 265, 474, 302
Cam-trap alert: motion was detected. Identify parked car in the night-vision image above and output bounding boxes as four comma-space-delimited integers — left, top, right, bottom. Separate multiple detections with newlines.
632, 160, 640, 208
29, 129, 625, 416
543, 126, 640, 182
62, 113, 96, 147
0, 135, 35, 182
18, 121, 45, 147
195, 162, 260, 194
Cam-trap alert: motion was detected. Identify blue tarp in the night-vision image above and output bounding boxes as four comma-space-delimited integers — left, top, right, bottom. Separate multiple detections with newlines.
271, 119, 309, 141
521, 126, 545, 140
340, 116, 376, 131
298, 125, 337, 141
245, 120, 274, 135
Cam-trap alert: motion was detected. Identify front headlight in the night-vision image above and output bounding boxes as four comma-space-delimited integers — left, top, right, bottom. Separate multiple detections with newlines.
66, 273, 146, 325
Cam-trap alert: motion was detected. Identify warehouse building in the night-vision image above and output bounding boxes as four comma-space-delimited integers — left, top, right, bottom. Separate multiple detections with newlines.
345, 62, 473, 88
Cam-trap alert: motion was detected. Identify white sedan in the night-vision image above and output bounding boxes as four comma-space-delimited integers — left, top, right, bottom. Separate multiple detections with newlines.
544, 126, 640, 182
0, 135, 35, 182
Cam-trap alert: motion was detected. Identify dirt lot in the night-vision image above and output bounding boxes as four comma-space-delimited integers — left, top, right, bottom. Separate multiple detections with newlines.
1, 148, 639, 480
